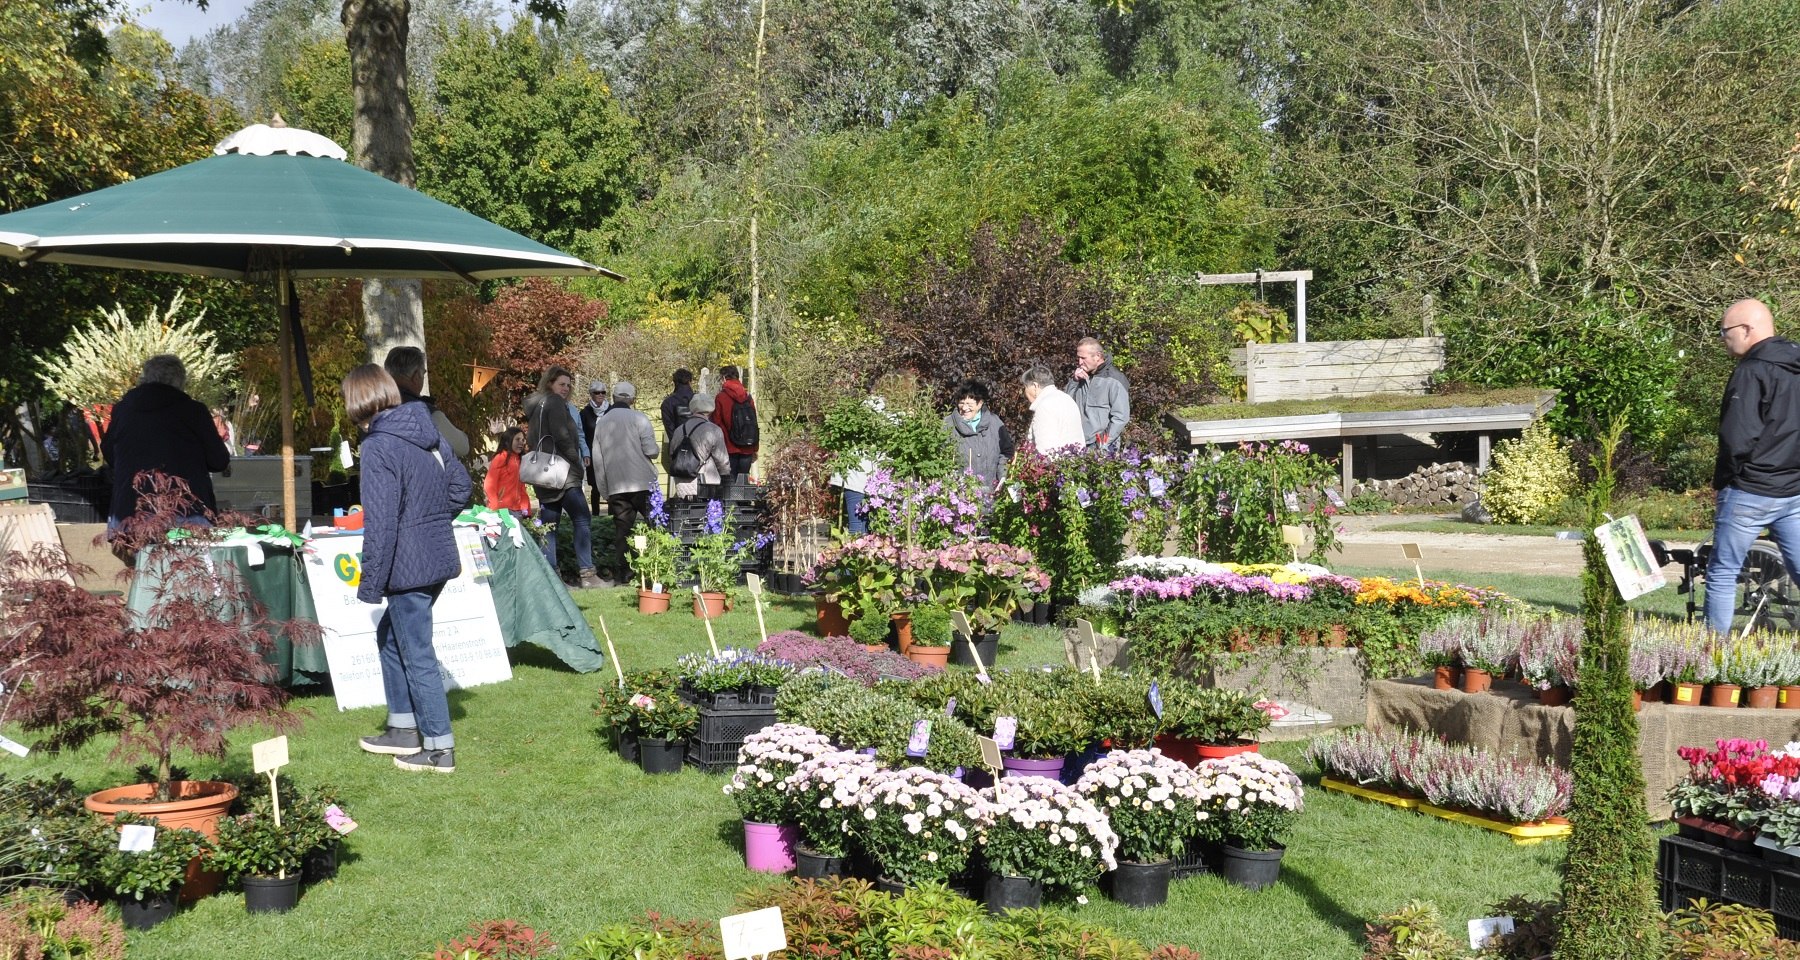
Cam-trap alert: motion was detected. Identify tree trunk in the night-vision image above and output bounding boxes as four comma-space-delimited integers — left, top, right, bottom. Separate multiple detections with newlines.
342, 0, 425, 374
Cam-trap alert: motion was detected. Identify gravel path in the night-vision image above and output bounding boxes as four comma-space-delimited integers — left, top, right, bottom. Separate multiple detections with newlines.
1327, 513, 1702, 578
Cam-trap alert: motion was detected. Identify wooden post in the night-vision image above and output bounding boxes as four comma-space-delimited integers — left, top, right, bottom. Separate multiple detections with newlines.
1295, 274, 1307, 343
1478, 433, 1492, 473
1340, 439, 1354, 494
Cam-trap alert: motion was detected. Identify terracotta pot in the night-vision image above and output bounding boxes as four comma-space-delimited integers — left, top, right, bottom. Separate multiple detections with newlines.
693, 591, 728, 619
1631, 689, 1643, 712
1746, 685, 1781, 710
1782, 685, 1800, 709
1432, 665, 1460, 690
1227, 628, 1257, 653
1324, 624, 1348, 648
861, 643, 888, 655
1706, 683, 1742, 708
1460, 667, 1493, 694
1153, 733, 1201, 767
906, 645, 949, 669
1537, 686, 1572, 707
1670, 681, 1704, 706
637, 589, 671, 615
1646, 680, 1668, 703
891, 612, 914, 655
86, 781, 238, 902
1296, 629, 1320, 647
815, 596, 849, 638
1195, 740, 1260, 760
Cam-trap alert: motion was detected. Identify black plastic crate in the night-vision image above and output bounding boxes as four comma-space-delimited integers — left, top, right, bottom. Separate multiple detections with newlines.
1658, 835, 1775, 912
687, 737, 746, 774
1172, 838, 1212, 879
27, 473, 110, 523
696, 704, 776, 746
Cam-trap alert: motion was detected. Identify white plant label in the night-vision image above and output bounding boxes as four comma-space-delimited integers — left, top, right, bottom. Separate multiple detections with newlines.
948, 610, 973, 640
633, 534, 648, 552
0, 734, 27, 758
745, 573, 763, 596
1281, 525, 1304, 548
1468, 916, 1514, 949
252, 735, 290, 774
978, 736, 1004, 772
118, 824, 156, 852
720, 906, 786, 960
1594, 514, 1666, 601
1283, 490, 1300, 512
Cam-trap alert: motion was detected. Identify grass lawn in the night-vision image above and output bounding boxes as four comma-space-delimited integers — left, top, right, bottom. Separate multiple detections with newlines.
6, 586, 1592, 960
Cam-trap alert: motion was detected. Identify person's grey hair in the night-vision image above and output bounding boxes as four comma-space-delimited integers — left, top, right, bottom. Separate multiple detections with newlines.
688, 393, 716, 415
383, 346, 426, 384
1077, 337, 1103, 352
1020, 366, 1056, 389
140, 354, 187, 389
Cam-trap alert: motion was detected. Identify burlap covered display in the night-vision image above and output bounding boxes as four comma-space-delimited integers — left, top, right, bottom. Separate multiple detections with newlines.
1366, 677, 1800, 820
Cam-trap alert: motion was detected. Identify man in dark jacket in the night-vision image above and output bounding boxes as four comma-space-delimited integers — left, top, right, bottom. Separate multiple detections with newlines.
102, 354, 231, 529
383, 346, 470, 458
1705, 298, 1800, 633
1066, 337, 1130, 451
581, 380, 608, 514
661, 368, 695, 439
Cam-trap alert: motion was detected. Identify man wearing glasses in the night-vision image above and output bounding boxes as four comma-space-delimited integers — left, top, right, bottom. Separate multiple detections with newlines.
1706, 298, 1800, 633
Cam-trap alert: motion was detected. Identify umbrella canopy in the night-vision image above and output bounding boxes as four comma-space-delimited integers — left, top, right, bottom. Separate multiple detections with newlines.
0, 123, 621, 281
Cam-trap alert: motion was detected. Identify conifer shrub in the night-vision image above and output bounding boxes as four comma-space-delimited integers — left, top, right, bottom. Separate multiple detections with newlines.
1482, 421, 1578, 524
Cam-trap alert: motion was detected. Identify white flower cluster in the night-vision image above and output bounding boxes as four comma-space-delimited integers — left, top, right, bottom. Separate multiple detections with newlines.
1193, 752, 1305, 814
1116, 555, 1230, 579
856, 767, 985, 864
1076, 749, 1205, 815
722, 723, 836, 797
978, 776, 1120, 872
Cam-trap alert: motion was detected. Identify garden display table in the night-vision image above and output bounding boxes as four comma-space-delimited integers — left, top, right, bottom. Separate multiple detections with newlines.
125, 516, 603, 686
1366, 677, 1800, 820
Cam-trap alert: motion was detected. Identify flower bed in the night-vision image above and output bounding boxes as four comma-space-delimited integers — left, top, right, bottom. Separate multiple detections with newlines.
1306, 728, 1571, 825
754, 631, 934, 684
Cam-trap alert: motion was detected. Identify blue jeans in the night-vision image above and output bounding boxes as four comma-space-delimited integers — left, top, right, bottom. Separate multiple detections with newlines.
843, 489, 868, 534
1705, 486, 1800, 633
539, 486, 593, 572
377, 583, 452, 749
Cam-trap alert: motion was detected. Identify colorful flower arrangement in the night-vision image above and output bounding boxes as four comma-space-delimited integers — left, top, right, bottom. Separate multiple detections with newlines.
674, 648, 795, 698
723, 723, 838, 824
1307, 728, 1571, 824
851, 767, 986, 885
805, 534, 1048, 629
976, 776, 1119, 891
1192, 753, 1305, 851
1353, 577, 1504, 609
1074, 750, 1205, 863
780, 750, 882, 858
1667, 738, 1800, 831
860, 469, 990, 548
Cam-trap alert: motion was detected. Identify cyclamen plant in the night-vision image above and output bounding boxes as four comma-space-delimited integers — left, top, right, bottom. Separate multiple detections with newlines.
1074, 750, 1203, 863
976, 776, 1119, 891
780, 750, 881, 858
849, 767, 985, 885
1193, 753, 1305, 851
723, 724, 836, 824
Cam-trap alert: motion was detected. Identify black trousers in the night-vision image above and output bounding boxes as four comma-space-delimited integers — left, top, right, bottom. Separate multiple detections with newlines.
607, 490, 651, 581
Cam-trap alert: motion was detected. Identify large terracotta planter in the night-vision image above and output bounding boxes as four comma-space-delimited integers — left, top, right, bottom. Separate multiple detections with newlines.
693, 591, 728, 619
1746, 686, 1781, 710
1537, 686, 1572, 707
637, 589, 671, 615
1195, 740, 1260, 761
1153, 733, 1200, 767
1706, 683, 1742, 708
86, 780, 238, 902
815, 596, 849, 638
906, 645, 949, 669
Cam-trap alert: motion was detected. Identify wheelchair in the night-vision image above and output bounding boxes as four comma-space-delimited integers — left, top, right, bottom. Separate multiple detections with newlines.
1652, 537, 1800, 633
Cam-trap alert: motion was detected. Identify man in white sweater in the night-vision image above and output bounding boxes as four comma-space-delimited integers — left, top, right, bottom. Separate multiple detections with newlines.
1020, 365, 1085, 457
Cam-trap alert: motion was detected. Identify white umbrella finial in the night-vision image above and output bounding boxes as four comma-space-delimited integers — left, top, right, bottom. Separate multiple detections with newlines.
215, 122, 346, 160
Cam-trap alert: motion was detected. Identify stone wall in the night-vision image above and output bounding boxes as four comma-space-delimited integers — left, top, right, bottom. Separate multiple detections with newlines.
1354, 460, 1480, 507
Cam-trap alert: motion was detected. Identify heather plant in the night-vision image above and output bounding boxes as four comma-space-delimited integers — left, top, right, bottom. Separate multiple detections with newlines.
1307, 728, 1572, 823
1515, 614, 1581, 690
1457, 611, 1520, 675
1632, 618, 1709, 685
754, 632, 933, 684
1417, 613, 1478, 668
0, 473, 310, 799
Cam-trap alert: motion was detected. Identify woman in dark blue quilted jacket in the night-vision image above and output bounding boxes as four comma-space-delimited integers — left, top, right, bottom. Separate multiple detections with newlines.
341, 364, 471, 774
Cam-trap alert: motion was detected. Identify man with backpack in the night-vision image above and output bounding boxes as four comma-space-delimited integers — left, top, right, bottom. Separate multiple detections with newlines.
665, 393, 731, 498
711, 365, 760, 479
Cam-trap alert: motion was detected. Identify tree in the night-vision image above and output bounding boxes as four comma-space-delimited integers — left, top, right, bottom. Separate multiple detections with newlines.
479, 279, 607, 404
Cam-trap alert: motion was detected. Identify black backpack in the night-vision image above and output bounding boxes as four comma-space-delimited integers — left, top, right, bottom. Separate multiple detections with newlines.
668, 422, 703, 480
728, 395, 759, 448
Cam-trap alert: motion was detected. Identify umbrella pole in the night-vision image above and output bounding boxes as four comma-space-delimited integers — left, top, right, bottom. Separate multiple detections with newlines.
279, 264, 296, 529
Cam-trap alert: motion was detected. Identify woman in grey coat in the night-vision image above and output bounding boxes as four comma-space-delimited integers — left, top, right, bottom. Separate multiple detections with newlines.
665, 393, 732, 499
944, 379, 1013, 491
523, 364, 601, 588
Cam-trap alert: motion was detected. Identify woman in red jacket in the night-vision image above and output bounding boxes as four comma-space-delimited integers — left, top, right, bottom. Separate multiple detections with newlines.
484, 427, 531, 517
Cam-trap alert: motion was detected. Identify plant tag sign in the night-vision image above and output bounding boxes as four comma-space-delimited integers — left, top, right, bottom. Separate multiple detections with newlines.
978, 736, 1004, 772
0, 734, 27, 758
1324, 487, 1345, 508
1468, 916, 1514, 949
1148, 681, 1163, 718
907, 720, 932, 758
1281, 525, 1304, 549
746, 573, 763, 596
943, 697, 957, 718
1283, 490, 1300, 512
118, 824, 156, 852
993, 716, 1017, 751
1594, 514, 1666, 601
948, 610, 973, 641
324, 804, 358, 835
252, 735, 290, 774
634, 534, 648, 552
720, 906, 787, 960
1401, 542, 1424, 561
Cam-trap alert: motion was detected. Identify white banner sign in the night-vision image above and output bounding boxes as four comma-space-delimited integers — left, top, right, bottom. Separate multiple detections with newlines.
303, 526, 512, 710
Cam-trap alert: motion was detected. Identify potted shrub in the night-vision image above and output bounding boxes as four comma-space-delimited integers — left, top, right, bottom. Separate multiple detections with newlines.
975, 776, 1118, 913
871, 705, 981, 777
1074, 749, 1202, 907
629, 518, 682, 614
1078, 672, 1163, 754
627, 692, 699, 774
1666, 738, 1774, 848
208, 800, 314, 913
1193, 752, 1305, 890
904, 604, 952, 669
682, 501, 767, 617
779, 750, 881, 878
0, 475, 310, 901
848, 614, 893, 654
1157, 684, 1270, 764
722, 723, 835, 873
89, 812, 211, 929
805, 534, 923, 632
848, 767, 985, 891
1457, 614, 1517, 694
1002, 697, 1094, 781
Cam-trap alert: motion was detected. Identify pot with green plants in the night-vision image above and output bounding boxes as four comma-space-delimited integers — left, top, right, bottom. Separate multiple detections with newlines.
1156, 683, 1270, 765
1002, 699, 1094, 781
904, 605, 952, 669
630, 520, 682, 614
90, 812, 211, 929
848, 613, 892, 654
286, 786, 351, 884
208, 799, 314, 914
627, 691, 700, 774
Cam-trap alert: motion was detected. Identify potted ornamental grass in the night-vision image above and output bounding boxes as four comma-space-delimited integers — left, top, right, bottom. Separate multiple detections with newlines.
849, 767, 985, 891
0, 475, 312, 902
1193, 752, 1305, 891
89, 812, 211, 930
1074, 749, 1201, 907
207, 798, 315, 914
780, 750, 881, 879
722, 724, 836, 873
975, 776, 1118, 914
629, 516, 682, 614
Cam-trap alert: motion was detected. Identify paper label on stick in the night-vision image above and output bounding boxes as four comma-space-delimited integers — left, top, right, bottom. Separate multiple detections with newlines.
1325, 487, 1346, 508
324, 804, 358, 835
1283, 490, 1300, 512
979, 736, 1003, 771
720, 906, 787, 960
252, 736, 289, 774
907, 720, 932, 758
118, 824, 156, 852
1281, 525, 1304, 549
0, 734, 28, 758
1594, 514, 1666, 601
993, 716, 1017, 751
1148, 681, 1163, 718
1401, 542, 1424, 561
746, 573, 763, 596
633, 534, 648, 552
1468, 917, 1514, 949
949, 610, 973, 640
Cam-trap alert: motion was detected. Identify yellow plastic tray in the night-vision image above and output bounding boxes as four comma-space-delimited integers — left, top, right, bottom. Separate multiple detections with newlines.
1320, 778, 1571, 845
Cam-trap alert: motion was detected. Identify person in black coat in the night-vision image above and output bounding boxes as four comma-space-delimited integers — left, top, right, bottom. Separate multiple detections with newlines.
101, 354, 230, 529
660, 368, 695, 440
342, 364, 472, 774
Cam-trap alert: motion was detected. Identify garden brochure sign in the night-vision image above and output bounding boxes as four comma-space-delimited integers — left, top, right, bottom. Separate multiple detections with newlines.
302, 527, 512, 710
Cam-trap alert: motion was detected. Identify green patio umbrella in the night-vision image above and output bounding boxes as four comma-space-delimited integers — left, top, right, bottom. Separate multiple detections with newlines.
0, 121, 622, 525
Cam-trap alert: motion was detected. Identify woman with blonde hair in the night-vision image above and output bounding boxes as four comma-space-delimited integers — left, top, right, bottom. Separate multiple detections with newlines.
343, 363, 470, 773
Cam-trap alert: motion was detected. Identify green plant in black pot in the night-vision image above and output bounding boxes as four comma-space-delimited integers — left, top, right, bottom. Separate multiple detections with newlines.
91, 813, 210, 904
208, 799, 312, 883
907, 604, 952, 648
1163, 684, 1270, 746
